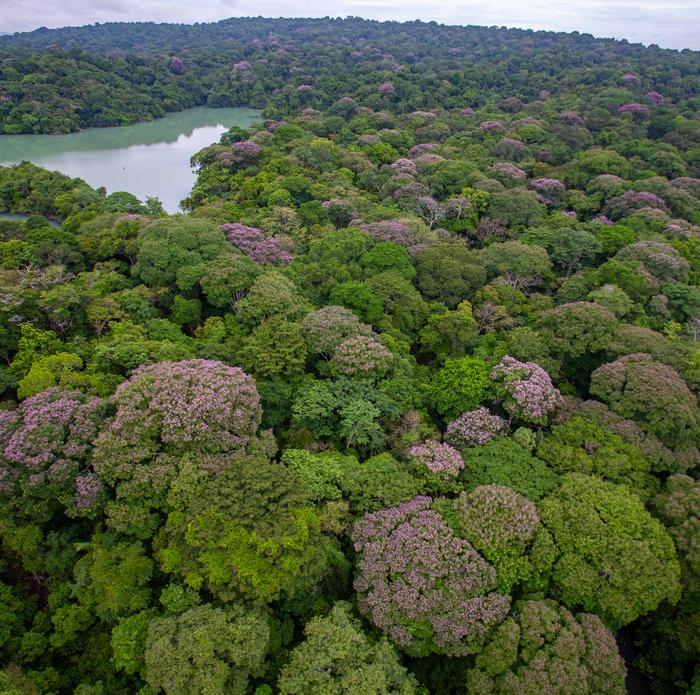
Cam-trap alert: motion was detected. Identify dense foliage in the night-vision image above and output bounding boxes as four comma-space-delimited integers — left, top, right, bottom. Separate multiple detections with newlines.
1, 13, 700, 695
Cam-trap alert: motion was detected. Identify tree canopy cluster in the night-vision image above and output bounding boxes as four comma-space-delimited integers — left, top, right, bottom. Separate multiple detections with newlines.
0, 14, 700, 695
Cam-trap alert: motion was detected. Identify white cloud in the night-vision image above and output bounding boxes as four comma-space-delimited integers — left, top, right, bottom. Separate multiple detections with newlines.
2, 0, 698, 50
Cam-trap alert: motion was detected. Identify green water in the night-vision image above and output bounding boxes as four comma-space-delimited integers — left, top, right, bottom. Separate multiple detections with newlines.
0, 107, 261, 213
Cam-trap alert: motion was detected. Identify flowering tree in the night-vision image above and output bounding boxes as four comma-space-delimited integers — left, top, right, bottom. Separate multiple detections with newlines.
93, 359, 261, 536
329, 334, 393, 378
168, 57, 184, 74
615, 240, 690, 285
0, 388, 106, 520
445, 407, 508, 448
452, 485, 554, 592
302, 305, 373, 360
530, 178, 566, 204
541, 473, 681, 627
219, 140, 261, 167
491, 356, 561, 425
407, 439, 464, 479
466, 600, 626, 695
220, 223, 292, 265
352, 496, 510, 656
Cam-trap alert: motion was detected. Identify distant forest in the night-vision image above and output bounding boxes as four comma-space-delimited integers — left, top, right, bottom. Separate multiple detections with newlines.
0, 16, 700, 695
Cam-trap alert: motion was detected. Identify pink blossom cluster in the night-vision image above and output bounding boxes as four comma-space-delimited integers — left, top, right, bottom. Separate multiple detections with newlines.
302, 305, 373, 359
491, 356, 562, 424
407, 143, 438, 158
646, 91, 664, 105
461, 107, 476, 115
352, 496, 510, 656
378, 82, 395, 94
562, 210, 577, 218
0, 388, 105, 513
618, 103, 650, 117
496, 137, 525, 151
407, 439, 464, 477
622, 72, 640, 82
616, 240, 689, 283
393, 182, 431, 199
606, 190, 667, 218
479, 120, 504, 132
360, 220, 417, 247
168, 57, 184, 74
391, 158, 418, 176
489, 162, 527, 180
530, 177, 565, 191
95, 360, 261, 469
445, 407, 509, 449
219, 140, 261, 166
221, 223, 292, 265
297, 84, 313, 92
233, 60, 251, 71
497, 97, 525, 112
330, 334, 392, 377
410, 110, 437, 119
559, 111, 586, 126
593, 215, 614, 225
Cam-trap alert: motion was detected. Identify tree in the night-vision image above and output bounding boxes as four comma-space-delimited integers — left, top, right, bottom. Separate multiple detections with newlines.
414, 243, 486, 308
352, 496, 510, 656
450, 486, 555, 592
302, 305, 373, 360
155, 454, 332, 603
461, 438, 559, 500
590, 353, 700, 451
491, 356, 561, 425
537, 302, 618, 359
550, 227, 602, 277
93, 359, 262, 537
427, 357, 492, 419
199, 253, 260, 309
0, 387, 106, 522
540, 473, 681, 627
144, 604, 269, 695
131, 217, 229, 290
481, 241, 552, 292
235, 270, 310, 326
277, 602, 418, 694
445, 407, 508, 449
466, 600, 626, 695
536, 416, 657, 498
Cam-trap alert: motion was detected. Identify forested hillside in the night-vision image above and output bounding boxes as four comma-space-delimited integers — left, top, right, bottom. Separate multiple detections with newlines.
0, 16, 699, 695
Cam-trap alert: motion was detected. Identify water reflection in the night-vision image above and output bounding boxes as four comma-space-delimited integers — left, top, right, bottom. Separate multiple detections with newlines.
0, 107, 261, 212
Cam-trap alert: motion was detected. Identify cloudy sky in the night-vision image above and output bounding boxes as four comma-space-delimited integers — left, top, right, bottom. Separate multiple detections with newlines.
3, 0, 699, 50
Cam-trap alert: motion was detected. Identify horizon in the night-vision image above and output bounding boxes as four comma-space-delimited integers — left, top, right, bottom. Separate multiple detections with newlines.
2, 4, 699, 51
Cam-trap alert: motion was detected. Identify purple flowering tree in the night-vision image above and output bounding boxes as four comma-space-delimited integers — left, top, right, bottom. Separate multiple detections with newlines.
378, 82, 395, 95
93, 359, 262, 536
618, 103, 650, 119
360, 221, 417, 247
352, 496, 510, 656
329, 334, 392, 378
407, 143, 438, 158
452, 485, 554, 592
168, 57, 184, 74
530, 178, 566, 205
646, 91, 664, 105
220, 223, 292, 265
0, 388, 107, 520
219, 141, 261, 167
302, 305, 373, 360
445, 407, 509, 449
407, 439, 464, 481
491, 356, 562, 425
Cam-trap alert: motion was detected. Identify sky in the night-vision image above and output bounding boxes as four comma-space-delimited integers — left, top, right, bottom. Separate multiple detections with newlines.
2, 0, 699, 51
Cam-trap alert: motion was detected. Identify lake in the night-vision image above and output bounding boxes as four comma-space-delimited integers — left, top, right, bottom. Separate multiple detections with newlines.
0, 107, 261, 213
